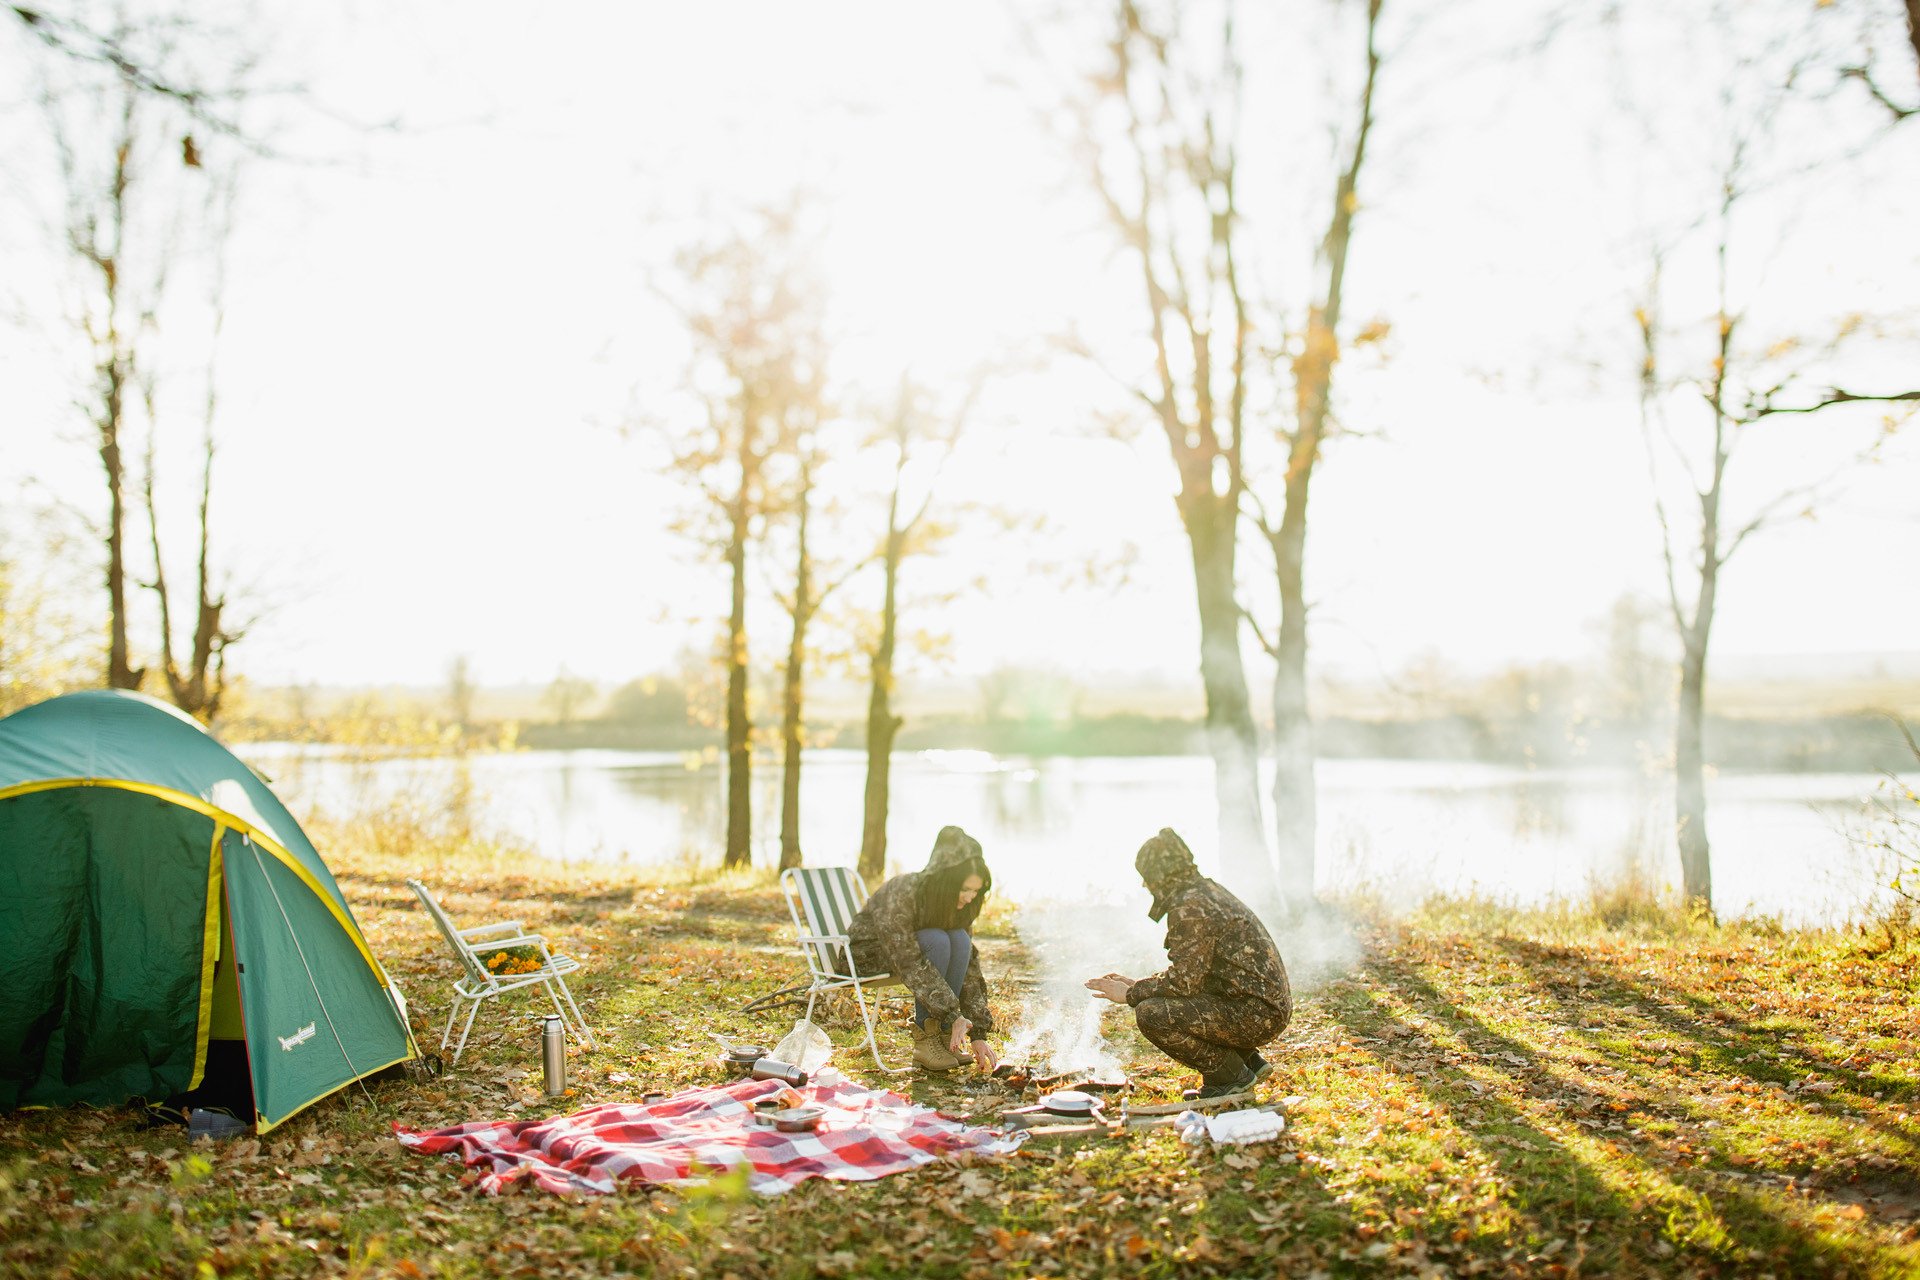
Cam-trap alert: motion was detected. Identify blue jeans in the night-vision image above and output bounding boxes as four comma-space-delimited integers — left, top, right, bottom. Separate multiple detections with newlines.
914, 928, 972, 1028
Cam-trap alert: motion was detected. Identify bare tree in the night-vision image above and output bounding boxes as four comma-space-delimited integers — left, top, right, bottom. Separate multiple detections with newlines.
770, 417, 867, 872
1242, 0, 1384, 907
34, 7, 262, 703
1635, 144, 1916, 911
50, 65, 149, 691
661, 204, 822, 869
1067, 0, 1271, 895
138, 153, 246, 721
856, 375, 976, 882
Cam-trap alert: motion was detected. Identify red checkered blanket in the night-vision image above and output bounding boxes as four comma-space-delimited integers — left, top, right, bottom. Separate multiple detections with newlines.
395, 1074, 1024, 1196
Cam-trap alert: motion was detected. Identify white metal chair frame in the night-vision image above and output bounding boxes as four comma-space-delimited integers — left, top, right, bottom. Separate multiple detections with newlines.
778, 866, 909, 1074
406, 878, 596, 1067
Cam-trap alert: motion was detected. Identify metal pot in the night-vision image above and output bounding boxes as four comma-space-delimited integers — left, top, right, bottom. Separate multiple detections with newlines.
720, 1045, 768, 1074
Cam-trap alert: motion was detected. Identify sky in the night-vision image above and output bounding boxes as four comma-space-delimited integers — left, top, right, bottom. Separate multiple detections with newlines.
2, 0, 1917, 694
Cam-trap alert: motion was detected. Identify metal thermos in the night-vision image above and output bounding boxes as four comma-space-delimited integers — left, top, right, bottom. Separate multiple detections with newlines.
541, 1016, 567, 1095
749, 1058, 807, 1087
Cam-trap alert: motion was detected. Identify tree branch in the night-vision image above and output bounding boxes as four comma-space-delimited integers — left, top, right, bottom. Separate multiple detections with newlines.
1747, 388, 1919, 419
1839, 64, 1918, 122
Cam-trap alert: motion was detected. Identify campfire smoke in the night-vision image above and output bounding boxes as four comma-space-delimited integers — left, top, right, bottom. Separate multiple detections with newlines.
1002, 893, 1163, 1077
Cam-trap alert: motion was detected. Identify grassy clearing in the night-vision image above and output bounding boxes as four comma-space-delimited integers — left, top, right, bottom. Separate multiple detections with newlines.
3, 826, 1917, 1279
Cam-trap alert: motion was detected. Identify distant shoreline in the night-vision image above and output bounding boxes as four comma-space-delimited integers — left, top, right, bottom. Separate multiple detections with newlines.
482, 710, 1918, 774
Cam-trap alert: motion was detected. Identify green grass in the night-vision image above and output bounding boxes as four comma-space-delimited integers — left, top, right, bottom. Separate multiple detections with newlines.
3, 826, 1917, 1279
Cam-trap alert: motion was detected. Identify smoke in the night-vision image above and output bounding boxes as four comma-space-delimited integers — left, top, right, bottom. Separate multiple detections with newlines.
1000, 891, 1165, 1075
1258, 900, 1363, 996
1001, 882, 1362, 1074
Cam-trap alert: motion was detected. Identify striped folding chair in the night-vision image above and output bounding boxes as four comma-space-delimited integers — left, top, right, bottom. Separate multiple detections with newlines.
777, 866, 908, 1073
406, 878, 595, 1067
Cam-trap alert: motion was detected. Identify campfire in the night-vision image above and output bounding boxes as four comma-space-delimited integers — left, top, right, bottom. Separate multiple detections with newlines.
991, 1062, 1129, 1093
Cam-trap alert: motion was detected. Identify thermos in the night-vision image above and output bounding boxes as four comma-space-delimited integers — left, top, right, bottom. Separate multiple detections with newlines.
542, 1016, 567, 1095
749, 1058, 808, 1087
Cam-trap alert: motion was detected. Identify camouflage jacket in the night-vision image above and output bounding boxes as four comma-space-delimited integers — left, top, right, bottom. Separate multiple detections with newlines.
1126, 877, 1292, 1019
846, 872, 996, 1033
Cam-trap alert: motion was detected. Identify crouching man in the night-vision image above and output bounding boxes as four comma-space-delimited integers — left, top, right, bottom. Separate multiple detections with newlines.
1085, 828, 1292, 1099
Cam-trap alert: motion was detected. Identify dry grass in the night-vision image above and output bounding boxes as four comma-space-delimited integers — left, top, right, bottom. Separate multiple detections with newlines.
3, 818, 1917, 1279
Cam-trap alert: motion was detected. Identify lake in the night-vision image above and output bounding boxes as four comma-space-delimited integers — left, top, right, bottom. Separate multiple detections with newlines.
239, 745, 1912, 928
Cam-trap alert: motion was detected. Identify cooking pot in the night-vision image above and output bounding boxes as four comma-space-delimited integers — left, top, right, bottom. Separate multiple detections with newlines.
720, 1044, 768, 1074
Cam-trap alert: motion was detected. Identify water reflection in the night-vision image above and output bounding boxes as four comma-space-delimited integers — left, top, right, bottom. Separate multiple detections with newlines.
239, 744, 1909, 928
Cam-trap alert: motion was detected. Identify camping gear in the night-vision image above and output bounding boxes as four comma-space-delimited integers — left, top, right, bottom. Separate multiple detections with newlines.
716, 1039, 768, 1075
0, 690, 418, 1133
761, 866, 908, 1073
396, 1075, 1027, 1196
406, 879, 594, 1066
765, 1106, 825, 1132
771, 1018, 834, 1074
541, 1016, 567, 1095
1005, 1089, 1109, 1125
1131, 1087, 1258, 1116
187, 1108, 250, 1141
749, 1058, 808, 1087
1176, 1106, 1285, 1146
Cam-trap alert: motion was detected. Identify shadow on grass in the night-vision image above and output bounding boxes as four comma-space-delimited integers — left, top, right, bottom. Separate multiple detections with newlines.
1330, 957, 1892, 1276
1492, 935, 1920, 1151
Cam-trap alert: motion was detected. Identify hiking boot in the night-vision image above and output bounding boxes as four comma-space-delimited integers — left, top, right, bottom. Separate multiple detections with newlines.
912, 1020, 962, 1073
1196, 1061, 1258, 1101
1246, 1050, 1274, 1084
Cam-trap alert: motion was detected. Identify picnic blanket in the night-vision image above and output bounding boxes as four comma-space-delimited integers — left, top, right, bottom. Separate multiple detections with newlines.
395, 1073, 1024, 1196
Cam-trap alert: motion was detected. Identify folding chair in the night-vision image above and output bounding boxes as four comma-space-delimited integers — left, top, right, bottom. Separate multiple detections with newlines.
777, 866, 908, 1074
406, 878, 596, 1067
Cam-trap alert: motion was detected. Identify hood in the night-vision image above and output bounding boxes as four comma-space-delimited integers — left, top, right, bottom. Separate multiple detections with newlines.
1135, 827, 1201, 922
925, 824, 984, 875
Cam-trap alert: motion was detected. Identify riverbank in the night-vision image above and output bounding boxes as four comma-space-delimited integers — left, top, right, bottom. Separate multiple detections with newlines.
510, 710, 1920, 773
2, 832, 1915, 1278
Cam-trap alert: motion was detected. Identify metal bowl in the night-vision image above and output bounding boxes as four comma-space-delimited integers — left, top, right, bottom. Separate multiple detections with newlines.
767, 1106, 824, 1132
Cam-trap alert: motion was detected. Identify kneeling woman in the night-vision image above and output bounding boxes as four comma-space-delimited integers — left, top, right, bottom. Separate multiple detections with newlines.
846, 826, 1001, 1073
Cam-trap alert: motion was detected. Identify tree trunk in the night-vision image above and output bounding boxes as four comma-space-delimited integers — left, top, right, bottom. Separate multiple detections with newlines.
102, 408, 140, 690
1182, 491, 1269, 894
858, 525, 904, 883
779, 472, 813, 872
1270, 472, 1315, 904
723, 476, 752, 869
1268, 0, 1378, 908
1674, 639, 1711, 911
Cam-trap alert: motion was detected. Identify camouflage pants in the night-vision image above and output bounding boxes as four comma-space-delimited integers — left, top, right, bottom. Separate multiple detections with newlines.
1133, 995, 1289, 1082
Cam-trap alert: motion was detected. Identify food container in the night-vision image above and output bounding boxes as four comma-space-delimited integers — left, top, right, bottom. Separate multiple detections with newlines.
766, 1106, 824, 1133
719, 1045, 768, 1075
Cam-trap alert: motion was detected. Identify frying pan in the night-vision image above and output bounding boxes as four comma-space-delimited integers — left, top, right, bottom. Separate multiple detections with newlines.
1006, 1089, 1108, 1122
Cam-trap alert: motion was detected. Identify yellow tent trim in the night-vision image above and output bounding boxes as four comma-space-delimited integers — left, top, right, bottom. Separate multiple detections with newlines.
0, 777, 392, 988
186, 822, 226, 1093
255, 1050, 414, 1135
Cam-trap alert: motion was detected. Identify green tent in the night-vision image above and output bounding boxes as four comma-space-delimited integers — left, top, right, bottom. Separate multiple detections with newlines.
0, 690, 416, 1132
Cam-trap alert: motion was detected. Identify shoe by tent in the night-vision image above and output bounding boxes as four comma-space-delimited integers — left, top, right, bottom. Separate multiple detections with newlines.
0, 690, 417, 1132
